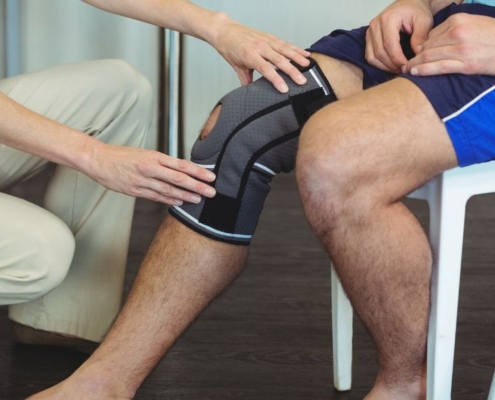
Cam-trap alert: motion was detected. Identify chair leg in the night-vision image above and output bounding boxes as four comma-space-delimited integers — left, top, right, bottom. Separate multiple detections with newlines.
426, 189, 467, 400
488, 375, 495, 400
331, 266, 353, 391
487, 372, 495, 400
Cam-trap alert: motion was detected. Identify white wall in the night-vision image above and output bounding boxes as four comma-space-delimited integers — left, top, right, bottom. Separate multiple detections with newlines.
183, 0, 392, 155
6, 0, 394, 155
17, 0, 160, 148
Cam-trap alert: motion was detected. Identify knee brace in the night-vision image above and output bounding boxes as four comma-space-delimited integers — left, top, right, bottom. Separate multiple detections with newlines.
169, 58, 336, 245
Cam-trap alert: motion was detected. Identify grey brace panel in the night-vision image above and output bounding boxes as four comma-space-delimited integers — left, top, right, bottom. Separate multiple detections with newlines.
169, 58, 336, 245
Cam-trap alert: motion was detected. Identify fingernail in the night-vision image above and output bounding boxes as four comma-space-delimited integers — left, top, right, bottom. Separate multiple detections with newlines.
417, 45, 423, 52
191, 195, 201, 204
206, 172, 216, 181
174, 200, 183, 206
411, 67, 419, 76
278, 83, 289, 93
401, 65, 406, 73
205, 187, 216, 197
301, 56, 310, 64
296, 74, 307, 85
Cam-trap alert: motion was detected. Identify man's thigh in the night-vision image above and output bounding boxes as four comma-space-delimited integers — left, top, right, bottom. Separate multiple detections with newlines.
300, 75, 458, 201
306, 51, 495, 199
306, 7, 495, 198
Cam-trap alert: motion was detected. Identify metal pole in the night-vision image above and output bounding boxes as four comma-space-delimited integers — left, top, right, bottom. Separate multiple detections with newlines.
167, 29, 181, 159
6, 0, 21, 77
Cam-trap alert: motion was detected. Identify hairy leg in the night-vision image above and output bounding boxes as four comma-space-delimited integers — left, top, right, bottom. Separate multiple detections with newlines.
297, 74, 457, 399
29, 217, 249, 399
29, 55, 364, 399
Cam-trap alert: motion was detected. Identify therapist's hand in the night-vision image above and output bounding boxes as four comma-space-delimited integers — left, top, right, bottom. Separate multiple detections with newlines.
211, 13, 311, 93
85, 142, 216, 206
405, 13, 495, 76
366, 0, 433, 73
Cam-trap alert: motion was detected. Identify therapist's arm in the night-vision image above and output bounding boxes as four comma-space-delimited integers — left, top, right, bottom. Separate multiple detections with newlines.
82, 0, 311, 93
0, 92, 216, 205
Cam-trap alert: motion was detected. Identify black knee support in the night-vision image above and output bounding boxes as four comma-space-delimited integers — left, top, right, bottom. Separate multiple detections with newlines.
170, 58, 337, 245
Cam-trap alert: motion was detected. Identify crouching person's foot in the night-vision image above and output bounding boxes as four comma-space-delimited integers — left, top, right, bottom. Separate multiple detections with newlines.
11, 321, 99, 355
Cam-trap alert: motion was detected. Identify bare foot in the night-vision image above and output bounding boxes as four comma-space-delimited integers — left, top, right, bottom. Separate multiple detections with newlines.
364, 386, 425, 400
26, 369, 133, 400
364, 371, 426, 400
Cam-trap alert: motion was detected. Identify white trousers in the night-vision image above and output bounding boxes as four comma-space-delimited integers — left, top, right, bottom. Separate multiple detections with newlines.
0, 60, 153, 342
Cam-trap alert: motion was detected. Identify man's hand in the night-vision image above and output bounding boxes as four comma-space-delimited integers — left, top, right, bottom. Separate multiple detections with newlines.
366, 0, 434, 73
86, 143, 216, 206
211, 13, 311, 93
405, 13, 495, 76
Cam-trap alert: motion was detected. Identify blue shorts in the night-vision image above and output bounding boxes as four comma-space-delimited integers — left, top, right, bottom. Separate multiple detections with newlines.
309, 3, 495, 167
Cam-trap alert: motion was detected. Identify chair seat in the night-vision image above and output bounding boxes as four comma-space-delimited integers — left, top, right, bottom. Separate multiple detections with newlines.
409, 162, 495, 201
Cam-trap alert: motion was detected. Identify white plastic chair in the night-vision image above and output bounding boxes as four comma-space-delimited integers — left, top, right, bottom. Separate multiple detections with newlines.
331, 161, 495, 399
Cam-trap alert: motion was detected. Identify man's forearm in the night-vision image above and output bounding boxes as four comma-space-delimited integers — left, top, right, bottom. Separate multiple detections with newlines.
82, 0, 230, 51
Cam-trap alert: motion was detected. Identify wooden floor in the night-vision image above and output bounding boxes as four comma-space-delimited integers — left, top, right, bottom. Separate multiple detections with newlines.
2, 170, 495, 399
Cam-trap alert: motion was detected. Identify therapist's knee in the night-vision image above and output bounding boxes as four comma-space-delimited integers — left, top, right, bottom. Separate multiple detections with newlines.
112, 60, 153, 125
7, 214, 75, 304
111, 59, 153, 115
92, 59, 154, 147
98, 59, 152, 100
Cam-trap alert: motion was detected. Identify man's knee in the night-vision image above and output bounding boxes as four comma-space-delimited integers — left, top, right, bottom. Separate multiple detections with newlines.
200, 105, 222, 140
170, 59, 337, 245
296, 104, 369, 217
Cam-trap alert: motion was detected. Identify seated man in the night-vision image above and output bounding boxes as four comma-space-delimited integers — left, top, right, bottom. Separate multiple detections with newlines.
30, 0, 494, 398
